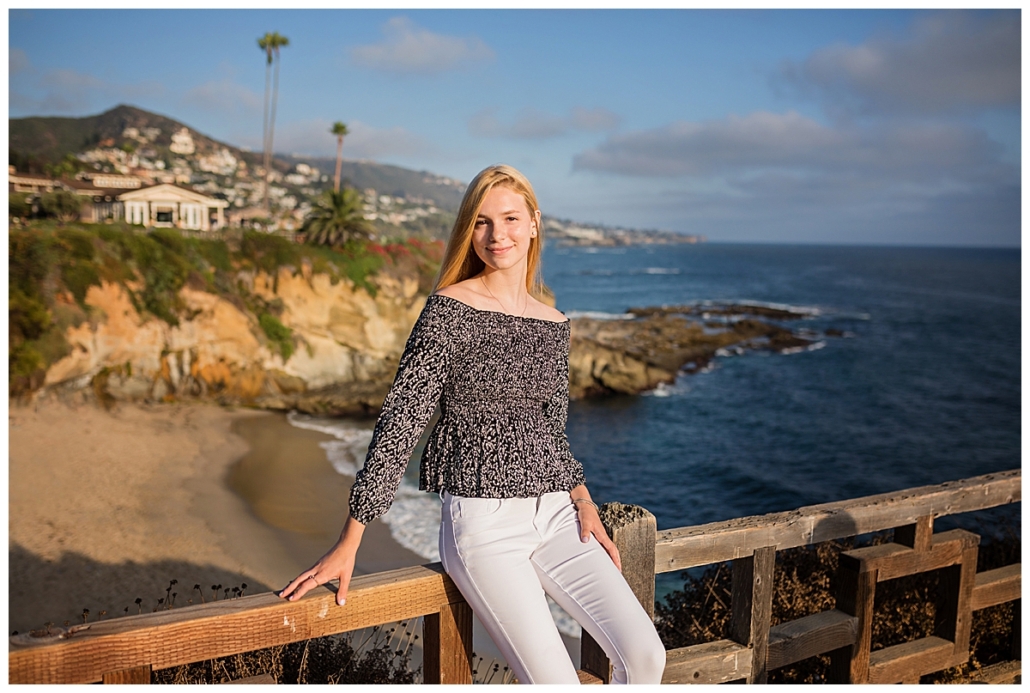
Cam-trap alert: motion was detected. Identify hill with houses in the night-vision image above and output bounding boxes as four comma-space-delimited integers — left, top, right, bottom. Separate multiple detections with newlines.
9, 104, 704, 245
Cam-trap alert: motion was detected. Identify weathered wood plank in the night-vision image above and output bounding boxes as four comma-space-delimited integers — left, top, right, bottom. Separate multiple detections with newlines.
867, 636, 955, 684
829, 562, 876, 683
934, 545, 978, 658
967, 659, 1021, 684
577, 669, 604, 684
423, 601, 473, 684
839, 530, 979, 582
9, 563, 460, 684
971, 564, 1021, 611
655, 470, 1019, 572
661, 640, 752, 685
101, 664, 151, 684
728, 546, 775, 683
894, 514, 934, 552
766, 609, 857, 671
221, 673, 276, 684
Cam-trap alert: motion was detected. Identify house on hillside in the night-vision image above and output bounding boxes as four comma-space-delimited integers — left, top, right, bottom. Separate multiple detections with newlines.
8, 167, 56, 195
119, 183, 228, 231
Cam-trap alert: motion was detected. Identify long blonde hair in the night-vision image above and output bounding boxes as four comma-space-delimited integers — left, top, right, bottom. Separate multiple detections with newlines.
433, 164, 545, 298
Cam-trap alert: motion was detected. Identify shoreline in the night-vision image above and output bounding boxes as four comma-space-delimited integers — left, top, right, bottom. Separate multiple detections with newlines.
227, 412, 427, 577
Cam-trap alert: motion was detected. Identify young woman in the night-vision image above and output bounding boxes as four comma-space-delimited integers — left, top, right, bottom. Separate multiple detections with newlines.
279, 165, 666, 684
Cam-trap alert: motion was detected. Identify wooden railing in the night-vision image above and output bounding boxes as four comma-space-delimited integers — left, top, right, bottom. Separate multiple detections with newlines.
9, 470, 1020, 684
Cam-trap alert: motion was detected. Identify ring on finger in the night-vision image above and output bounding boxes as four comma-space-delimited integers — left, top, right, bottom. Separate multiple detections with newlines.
306, 576, 319, 585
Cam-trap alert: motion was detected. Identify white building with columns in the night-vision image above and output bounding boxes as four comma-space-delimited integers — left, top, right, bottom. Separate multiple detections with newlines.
119, 183, 228, 231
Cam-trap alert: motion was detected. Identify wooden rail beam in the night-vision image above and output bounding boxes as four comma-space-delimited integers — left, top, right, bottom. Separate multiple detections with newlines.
661, 640, 752, 684
655, 470, 1019, 572
971, 564, 1022, 611
766, 609, 857, 671
9, 564, 461, 685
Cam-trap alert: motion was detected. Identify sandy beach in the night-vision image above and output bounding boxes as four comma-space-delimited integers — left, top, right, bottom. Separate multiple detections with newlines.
8, 399, 423, 635
8, 397, 579, 672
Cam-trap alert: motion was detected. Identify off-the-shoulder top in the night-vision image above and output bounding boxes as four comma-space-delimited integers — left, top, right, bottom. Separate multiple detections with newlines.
348, 293, 586, 525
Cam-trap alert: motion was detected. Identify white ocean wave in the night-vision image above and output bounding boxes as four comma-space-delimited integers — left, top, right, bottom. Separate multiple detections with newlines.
780, 340, 827, 355
564, 310, 635, 321
640, 267, 680, 275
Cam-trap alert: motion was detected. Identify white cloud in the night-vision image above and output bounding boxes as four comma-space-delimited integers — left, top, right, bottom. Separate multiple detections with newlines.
258, 118, 432, 160
13, 67, 164, 114
571, 109, 1018, 245
182, 79, 262, 116
350, 16, 494, 75
470, 106, 621, 140
9, 48, 30, 74
778, 11, 1019, 116
573, 110, 1009, 185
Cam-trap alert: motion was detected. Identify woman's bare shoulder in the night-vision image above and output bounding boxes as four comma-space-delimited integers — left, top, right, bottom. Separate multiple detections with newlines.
525, 296, 568, 323
433, 280, 491, 310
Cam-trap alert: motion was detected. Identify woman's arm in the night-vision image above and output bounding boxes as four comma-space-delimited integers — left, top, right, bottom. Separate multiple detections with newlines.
279, 514, 366, 605
570, 484, 622, 572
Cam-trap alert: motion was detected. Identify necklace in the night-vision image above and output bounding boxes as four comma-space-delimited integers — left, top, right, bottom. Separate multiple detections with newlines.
480, 276, 528, 318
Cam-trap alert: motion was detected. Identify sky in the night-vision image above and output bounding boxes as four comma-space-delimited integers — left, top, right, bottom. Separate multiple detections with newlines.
7, 8, 1022, 247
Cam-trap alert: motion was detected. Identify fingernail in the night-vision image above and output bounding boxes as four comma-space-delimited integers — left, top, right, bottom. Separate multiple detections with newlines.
338, 598, 346, 606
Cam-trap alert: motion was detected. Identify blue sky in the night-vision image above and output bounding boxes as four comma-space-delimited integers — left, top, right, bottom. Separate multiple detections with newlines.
8, 9, 1021, 246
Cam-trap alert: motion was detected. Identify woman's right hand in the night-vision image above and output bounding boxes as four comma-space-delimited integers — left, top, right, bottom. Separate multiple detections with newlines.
278, 516, 365, 606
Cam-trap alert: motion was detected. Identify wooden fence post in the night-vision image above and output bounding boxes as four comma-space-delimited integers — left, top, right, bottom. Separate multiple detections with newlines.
729, 546, 776, 683
828, 556, 876, 684
580, 503, 658, 684
423, 601, 473, 684
894, 515, 933, 552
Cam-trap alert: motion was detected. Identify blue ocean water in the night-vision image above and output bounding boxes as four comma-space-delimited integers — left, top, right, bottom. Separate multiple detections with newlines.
546, 243, 1020, 531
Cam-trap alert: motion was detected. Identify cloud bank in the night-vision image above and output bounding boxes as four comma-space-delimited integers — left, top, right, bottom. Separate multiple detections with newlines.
350, 17, 494, 75
470, 106, 621, 140
778, 11, 1020, 117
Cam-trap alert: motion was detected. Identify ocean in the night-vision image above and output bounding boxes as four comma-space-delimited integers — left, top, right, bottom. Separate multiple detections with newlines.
288, 242, 1021, 629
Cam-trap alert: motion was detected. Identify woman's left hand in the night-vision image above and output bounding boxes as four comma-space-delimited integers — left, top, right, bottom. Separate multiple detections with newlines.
576, 503, 622, 572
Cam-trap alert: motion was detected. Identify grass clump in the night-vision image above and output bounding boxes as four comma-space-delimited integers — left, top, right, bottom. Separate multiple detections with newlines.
258, 313, 294, 361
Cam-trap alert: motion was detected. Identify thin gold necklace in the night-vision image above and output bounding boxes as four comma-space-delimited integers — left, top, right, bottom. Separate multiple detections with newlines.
480, 276, 528, 318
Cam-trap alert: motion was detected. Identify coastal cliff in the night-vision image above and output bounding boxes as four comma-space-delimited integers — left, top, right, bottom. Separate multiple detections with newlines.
42, 271, 425, 415
12, 222, 827, 413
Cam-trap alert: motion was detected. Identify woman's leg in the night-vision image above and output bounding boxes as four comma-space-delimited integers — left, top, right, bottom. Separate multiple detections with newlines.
439, 492, 581, 684
530, 492, 667, 685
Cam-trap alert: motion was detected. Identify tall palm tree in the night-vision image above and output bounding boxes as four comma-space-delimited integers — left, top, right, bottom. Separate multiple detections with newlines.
302, 188, 374, 247
331, 121, 349, 193
257, 31, 289, 221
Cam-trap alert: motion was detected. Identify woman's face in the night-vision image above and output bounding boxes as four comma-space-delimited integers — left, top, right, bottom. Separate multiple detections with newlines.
472, 185, 538, 273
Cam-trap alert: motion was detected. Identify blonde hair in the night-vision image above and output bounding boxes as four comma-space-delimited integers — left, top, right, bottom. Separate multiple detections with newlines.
433, 164, 545, 298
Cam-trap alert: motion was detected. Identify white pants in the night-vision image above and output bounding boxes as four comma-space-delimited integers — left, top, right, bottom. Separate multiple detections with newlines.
439, 490, 666, 684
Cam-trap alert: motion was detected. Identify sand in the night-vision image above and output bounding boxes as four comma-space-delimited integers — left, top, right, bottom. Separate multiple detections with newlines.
8, 399, 425, 635
8, 398, 580, 670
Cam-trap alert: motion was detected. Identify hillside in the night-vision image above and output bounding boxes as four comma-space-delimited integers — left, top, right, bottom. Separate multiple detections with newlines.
10, 104, 703, 245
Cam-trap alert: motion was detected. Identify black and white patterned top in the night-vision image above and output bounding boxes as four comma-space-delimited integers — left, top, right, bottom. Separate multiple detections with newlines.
348, 293, 586, 525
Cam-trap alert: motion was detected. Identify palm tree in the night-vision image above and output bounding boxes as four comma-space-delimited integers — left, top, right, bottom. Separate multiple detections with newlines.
331, 121, 349, 193
257, 31, 289, 221
302, 188, 374, 247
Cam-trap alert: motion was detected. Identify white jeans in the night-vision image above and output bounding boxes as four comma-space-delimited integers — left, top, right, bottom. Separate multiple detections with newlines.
439, 490, 666, 684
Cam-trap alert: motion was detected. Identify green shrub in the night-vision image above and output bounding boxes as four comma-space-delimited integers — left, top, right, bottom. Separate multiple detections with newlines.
259, 313, 293, 361
9, 192, 33, 218
38, 190, 83, 222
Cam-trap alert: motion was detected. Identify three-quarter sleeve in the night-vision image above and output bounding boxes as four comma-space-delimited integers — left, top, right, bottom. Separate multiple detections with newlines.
348, 298, 452, 525
542, 341, 586, 487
